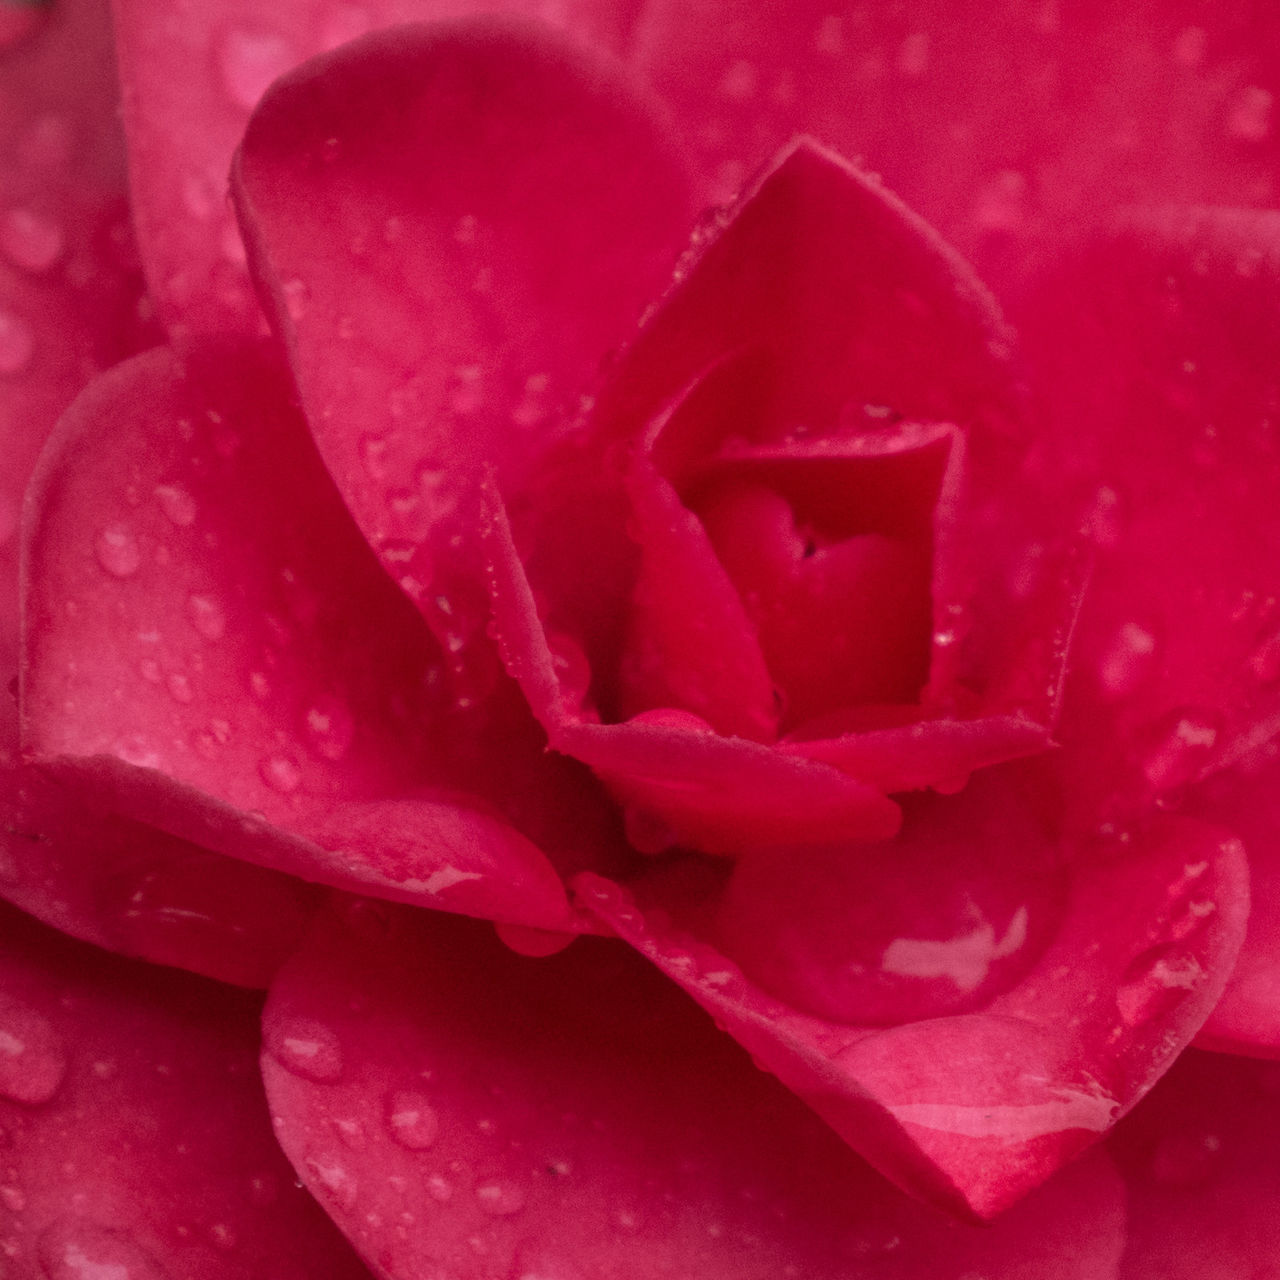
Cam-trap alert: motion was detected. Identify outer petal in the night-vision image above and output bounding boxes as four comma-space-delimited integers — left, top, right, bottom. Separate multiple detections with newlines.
263, 899, 1126, 1279
578, 773, 1248, 1219
0, 763, 322, 987
1111, 1050, 1280, 1280
0, 899, 372, 1279
0, 0, 149, 694
1189, 755, 1280, 1055
232, 17, 696, 598
629, 3, 1280, 292
22, 343, 571, 928
1020, 209, 1280, 828
113, 0, 647, 338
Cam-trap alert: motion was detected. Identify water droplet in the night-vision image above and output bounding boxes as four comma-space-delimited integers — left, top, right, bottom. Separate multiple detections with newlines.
1098, 622, 1159, 697
304, 1155, 358, 1211
259, 753, 301, 794
95, 525, 142, 578
511, 373, 552, 429
281, 277, 309, 321
0, 309, 33, 375
0, 1183, 25, 1212
217, 28, 297, 110
386, 1089, 440, 1150
426, 1173, 453, 1202
449, 364, 484, 415
154, 484, 197, 527
358, 433, 390, 480
454, 214, 478, 245
814, 14, 844, 55
475, 1179, 527, 1217
186, 593, 227, 640
1116, 944, 1205, 1027
0, 996, 66, 1104
302, 694, 354, 761
1227, 86, 1273, 142
1140, 711, 1219, 791
165, 672, 194, 704
623, 805, 681, 855
1172, 25, 1207, 66
248, 670, 271, 701
38, 1219, 172, 1280
1, 206, 64, 272
897, 31, 929, 76
265, 1016, 343, 1082
719, 59, 757, 101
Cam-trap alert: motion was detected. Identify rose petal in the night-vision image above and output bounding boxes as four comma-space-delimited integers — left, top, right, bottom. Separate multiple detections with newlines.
0, 898, 372, 1279
630, 3, 1280, 290
1187, 754, 1280, 1055
578, 769, 1249, 1218
113, 0, 647, 339
232, 17, 696, 602
1020, 209, 1280, 827
0, 761, 322, 987
263, 898, 1126, 1278
0, 0, 150, 700
22, 342, 571, 928
1110, 1050, 1280, 1280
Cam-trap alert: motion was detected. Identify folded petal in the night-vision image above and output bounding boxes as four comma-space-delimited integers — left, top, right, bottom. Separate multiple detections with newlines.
1020, 209, 1280, 827
113, 0, 646, 338
263, 898, 1126, 1278
232, 17, 695, 597
22, 342, 571, 928
578, 768, 1248, 1218
0, 898, 372, 1278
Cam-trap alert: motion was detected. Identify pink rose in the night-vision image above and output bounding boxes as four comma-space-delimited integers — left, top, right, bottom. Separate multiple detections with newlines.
2, 1, 1280, 1276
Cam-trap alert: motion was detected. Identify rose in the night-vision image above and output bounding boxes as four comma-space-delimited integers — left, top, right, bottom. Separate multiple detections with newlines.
2, 2, 1280, 1277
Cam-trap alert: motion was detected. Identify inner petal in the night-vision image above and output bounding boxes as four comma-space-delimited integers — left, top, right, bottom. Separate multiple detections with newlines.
694, 476, 933, 723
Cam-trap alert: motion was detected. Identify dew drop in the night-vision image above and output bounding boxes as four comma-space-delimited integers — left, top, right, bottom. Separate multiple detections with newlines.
1172, 25, 1206, 66
38, 1219, 172, 1280
1, 206, 64, 272
154, 484, 197, 527
1098, 622, 1158, 697
95, 525, 142, 578
386, 1089, 440, 1151
248, 670, 271, 701
281, 277, 309, 321
302, 694, 355, 761
217, 28, 297, 111
265, 1016, 344, 1082
718, 59, 757, 101
186, 593, 227, 640
358, 433, 391, 480
165, 672, 194, 704
259, 753, 301, 794
897, 31, 929, 76
0, 996, 67, 1105
475, 1179, 527, 1217
511, 372, 552, 429
0, 309, 34, 375
449, 364, 484, 415
1227, 85, 1273, 142
427, 1173, 453, 1202
623, 805, 681, 855
0, 1183, 25, 1212
304, 1155, 358, 1211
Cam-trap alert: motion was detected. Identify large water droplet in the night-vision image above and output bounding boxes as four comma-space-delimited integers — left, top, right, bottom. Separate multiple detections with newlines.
0, 996, 67, 1104
38, 1219, 172, 1280
265, 1016, 343, 1082
186, 593, 227, 640
0, 308, 34, 375
95, 525, 142, 578
1, 206, 64, 272
386, 1089, 440, 1151
217, 28, 297, 111
154, 484, 197, 527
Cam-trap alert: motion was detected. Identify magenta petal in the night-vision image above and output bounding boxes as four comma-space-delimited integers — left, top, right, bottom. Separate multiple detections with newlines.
233, 17, 696, 592
263, 900, 1126, 1278
1022, 209, 1280, 826
0, 761, 321, 987
578, 789, 1248, 1218
112, 0, 646, 339
22, 343, 569, 928
0, 899, 372, 1279
1111, 1050, 1280, 1280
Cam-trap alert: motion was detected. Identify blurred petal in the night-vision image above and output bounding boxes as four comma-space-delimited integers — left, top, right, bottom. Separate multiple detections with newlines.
113, 0, 647, 337
264, 899, 1126, 1278
0, 898, 372, 1279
